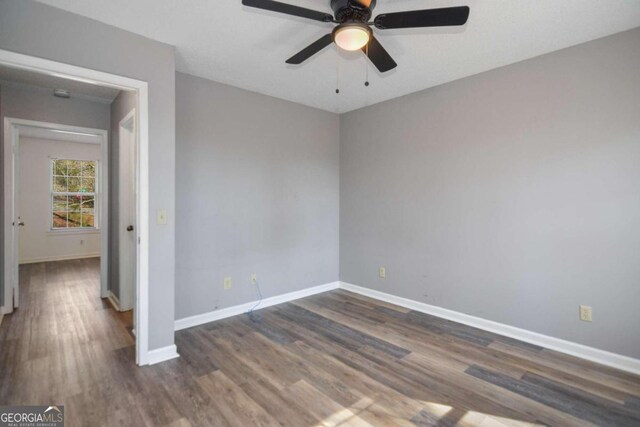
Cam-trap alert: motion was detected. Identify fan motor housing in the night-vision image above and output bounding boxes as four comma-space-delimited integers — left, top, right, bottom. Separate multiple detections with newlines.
330, 0, 377, 23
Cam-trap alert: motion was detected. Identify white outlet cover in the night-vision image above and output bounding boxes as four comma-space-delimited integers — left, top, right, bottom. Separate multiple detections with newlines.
579, 305, 593, 322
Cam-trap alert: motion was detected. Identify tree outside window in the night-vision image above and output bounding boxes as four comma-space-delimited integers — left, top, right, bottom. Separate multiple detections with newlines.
51, 159, 98, 229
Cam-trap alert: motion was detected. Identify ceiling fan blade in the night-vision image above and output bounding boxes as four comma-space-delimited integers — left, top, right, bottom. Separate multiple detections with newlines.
362, 36, 397, 73
374, 6, 469, 29
286, 34, 333, 64
242, 0, 333, 22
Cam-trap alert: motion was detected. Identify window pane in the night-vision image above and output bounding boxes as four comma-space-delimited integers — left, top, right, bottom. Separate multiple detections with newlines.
81, 177, 95, 193
53, 195, 67, 211
68, 177, 81, 192
81, 161, 96, 178
68, 195, 82, 212
81, 196, 94, 212
67, 212, 82, 228
53, 159, 67, 176
67, 160, 82, 177
53, 176, 67, 192
81, 214, 95, 228
53, 211, 67, 228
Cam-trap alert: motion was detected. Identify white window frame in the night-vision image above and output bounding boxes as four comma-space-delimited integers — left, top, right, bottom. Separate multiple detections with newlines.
49, 157, 101, 231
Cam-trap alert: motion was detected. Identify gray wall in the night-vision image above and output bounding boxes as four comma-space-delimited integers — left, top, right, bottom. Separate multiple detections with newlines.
0, 0, 176, 351
340, 28, 640, 359
109, 90, 137, 300
2, 0, 637, 361
175, 72, 339, 319
0, 84, 110, 129
0, 83, 110, 305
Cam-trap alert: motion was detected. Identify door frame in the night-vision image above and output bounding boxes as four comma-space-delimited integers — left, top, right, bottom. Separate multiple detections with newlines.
0, 48, 152, 366
117, 108, 136, 312
3, 118, 109, 306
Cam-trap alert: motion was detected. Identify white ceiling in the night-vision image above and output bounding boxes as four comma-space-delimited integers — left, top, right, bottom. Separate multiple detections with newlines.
0, 64, 120, 102
35, 0, 640, 113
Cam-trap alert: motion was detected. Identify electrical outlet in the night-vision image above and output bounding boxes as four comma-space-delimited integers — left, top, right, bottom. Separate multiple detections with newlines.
223, 277, 232, 290
579, 305, 592, 322
250, 273, 257, 285
379, 267, 386, 279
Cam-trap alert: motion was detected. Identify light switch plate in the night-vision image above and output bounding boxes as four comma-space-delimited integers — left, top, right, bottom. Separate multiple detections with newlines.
223, 277, 232, 290
379, 267, 386, 279
157, 209, 167, 225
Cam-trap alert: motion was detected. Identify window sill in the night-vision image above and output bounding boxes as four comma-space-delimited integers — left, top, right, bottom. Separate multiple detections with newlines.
47, 229, 100, 236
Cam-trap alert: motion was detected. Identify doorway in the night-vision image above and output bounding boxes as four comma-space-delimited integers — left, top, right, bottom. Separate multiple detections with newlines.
4, 119, 109, 309
0, 49, 152, 365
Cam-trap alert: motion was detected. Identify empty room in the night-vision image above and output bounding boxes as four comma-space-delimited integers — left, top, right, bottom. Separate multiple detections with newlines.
0, 0, 639, 426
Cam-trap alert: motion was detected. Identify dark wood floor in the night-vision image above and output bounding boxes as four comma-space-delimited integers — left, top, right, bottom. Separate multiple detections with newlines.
1, 260, 639, 426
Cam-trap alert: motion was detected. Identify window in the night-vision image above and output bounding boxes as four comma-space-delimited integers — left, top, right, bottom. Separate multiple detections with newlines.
51, 159, 98, 229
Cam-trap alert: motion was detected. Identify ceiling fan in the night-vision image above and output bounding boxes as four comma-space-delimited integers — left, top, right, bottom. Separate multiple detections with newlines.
241, 0, 470, 73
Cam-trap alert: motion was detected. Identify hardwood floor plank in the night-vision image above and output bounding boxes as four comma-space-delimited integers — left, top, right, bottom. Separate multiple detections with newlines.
522, 372, 640, 420
282, 379, 374, 427
626, 396, 640, 411
466, 364, 640, 426
332, 289, 411, 313
404, 353, 589, 427
292, 296, 529, 379
197, 370, 279, 427
536, 348, 640, 394
283, 303, 411, 358
239, 314, 298, 345
286, 340, 427, 420
238, 375, 323, 427
174, 329, 220, 377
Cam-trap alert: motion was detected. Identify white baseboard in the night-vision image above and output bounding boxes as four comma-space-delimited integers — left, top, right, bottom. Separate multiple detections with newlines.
175, 281, 340, 331
171, 278, 639, 375
107, 291, 121, 311
147, 344, 179, 365
340, 282, 640, 376
19, 253, 100, 264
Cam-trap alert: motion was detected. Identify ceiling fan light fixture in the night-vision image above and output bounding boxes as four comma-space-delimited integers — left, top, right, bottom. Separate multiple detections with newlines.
333, 24, 370, 51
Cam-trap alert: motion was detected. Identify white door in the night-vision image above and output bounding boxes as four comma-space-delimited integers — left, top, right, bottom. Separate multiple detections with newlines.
118, 110, 136, 312
10, 130, 20, 309
3, 123, 20, 313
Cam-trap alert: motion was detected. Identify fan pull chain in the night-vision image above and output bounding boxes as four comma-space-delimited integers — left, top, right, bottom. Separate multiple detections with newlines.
335, 54, 340, 94
364, 43, 370, 87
